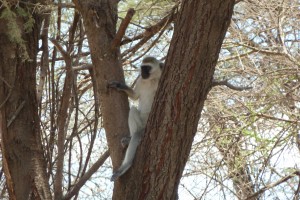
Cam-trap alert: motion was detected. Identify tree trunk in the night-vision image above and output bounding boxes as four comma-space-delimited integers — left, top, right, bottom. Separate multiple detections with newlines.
116, 0, 235, 199
72, 0, 130, 195
0, 3, 51, 200
73, 0, 234, 199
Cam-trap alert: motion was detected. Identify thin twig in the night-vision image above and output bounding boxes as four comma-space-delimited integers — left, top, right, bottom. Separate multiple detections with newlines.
255, 113, 298, 124
244, 171, 300, 200
0, 90, 12, 109
120, 5, 177, 55
7, 100, 26, 127
0, 75, 13, 89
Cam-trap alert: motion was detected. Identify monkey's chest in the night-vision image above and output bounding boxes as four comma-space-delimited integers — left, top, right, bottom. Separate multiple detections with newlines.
138, 95, 154, 113
137, 79, 158, 114
138, 90, 156, 114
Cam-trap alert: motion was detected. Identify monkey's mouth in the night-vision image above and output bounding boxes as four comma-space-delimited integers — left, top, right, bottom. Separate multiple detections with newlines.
141, 65, 151, 79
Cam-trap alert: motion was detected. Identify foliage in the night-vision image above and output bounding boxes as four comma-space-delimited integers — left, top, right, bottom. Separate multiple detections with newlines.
0, 2, 35, 60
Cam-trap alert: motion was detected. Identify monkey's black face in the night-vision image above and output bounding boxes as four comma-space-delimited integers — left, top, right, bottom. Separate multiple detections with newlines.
141, 65, 151, 79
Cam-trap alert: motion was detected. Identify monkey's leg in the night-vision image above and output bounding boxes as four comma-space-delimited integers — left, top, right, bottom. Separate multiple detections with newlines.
121, 106, 142, 149
128, 106, 143, 137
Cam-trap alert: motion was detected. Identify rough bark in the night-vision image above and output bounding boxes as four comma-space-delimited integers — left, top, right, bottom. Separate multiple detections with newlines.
72, 0, 130, 196
114, 0, 235, 199
0, 3, 51, 200
73, 0, 234, 199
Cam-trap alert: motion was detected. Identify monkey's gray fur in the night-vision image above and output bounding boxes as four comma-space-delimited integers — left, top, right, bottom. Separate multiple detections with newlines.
109, 56, 163, 181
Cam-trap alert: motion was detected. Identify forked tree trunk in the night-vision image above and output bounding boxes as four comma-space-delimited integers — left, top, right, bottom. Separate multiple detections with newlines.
116, 0, 235, 199
74, 0, 234, 199
0, 4, 51, 200
72, 0, 130, 196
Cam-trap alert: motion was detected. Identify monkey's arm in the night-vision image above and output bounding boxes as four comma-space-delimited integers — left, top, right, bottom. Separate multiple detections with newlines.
108, 81, 139, 100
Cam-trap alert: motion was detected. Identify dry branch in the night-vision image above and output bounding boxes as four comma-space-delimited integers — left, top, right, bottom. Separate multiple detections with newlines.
212, 79, 253, 91
111, 8, 135, 50
244, 171, 300, 200
120, 6, 177, 59
63, 150, 110, 200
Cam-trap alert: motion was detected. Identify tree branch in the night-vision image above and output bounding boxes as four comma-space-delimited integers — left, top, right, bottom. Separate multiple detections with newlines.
50, 38, 70, 61
244, 171, 300, 200
72, 64, 93, 71
52, 38, 73, 200
63, 150, 110, 200
212, 79, 253, 91
111, 8, 135, 50
254, 113, 298, 124
218, 50, 256, 63
120, 5, 177, 53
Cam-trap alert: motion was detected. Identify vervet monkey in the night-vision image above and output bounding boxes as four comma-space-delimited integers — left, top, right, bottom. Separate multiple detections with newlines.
109, 56, 163, 181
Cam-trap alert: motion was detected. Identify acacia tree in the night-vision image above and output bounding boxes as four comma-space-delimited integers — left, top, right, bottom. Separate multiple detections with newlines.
0, 0, 235, 198
72, 0, 235, 199
1, 0, 299, 199
0, 1, 51, 199
71, 0, 235, 199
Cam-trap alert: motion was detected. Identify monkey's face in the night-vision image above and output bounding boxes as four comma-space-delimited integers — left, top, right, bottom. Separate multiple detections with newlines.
141, 65, 151, 79
140, 57, 163, 80
141, 64, 162, 80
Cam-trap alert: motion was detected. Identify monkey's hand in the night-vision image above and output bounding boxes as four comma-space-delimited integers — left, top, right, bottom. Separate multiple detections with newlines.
108, 81, 128, 91
108, 81, 138, 100
121, 136, 131, 148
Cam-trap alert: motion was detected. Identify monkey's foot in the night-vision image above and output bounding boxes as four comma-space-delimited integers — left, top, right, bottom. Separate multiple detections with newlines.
121, 136, 131, 148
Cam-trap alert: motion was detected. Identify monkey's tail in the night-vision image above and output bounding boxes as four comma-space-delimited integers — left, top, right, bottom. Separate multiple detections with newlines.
110, 133, 141, 181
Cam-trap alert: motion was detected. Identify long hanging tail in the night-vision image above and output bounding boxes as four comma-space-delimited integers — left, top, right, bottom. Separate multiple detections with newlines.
111, 130, 142, 181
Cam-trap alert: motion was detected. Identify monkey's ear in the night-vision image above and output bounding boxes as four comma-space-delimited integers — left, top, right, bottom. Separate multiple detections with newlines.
159, 63, 164, 69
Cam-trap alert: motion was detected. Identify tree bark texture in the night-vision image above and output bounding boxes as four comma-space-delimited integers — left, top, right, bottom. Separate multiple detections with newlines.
115, 0, 235, 199
72, 0, 130, 196
0, 3, 51, 200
